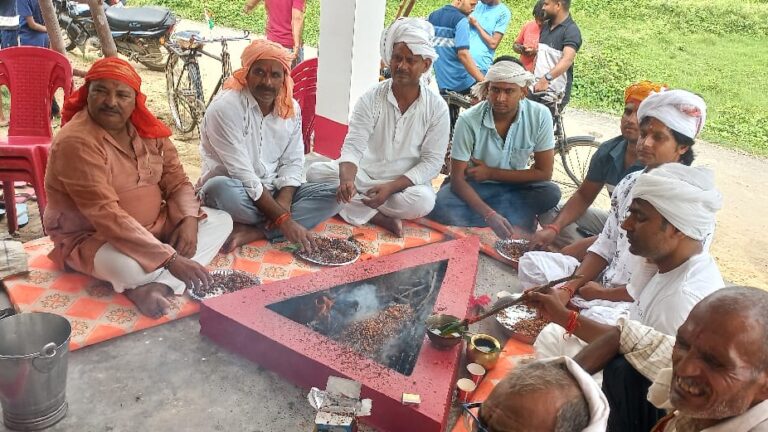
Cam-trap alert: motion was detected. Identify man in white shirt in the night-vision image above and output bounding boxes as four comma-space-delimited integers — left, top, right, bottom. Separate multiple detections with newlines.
197, 39, 341, 252
574, 286, 768, 432
306, 18, 450, 237
519, 90, 710, 327
529, 162, 724, 366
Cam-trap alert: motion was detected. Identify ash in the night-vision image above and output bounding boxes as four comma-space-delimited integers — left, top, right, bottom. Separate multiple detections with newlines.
266, 260, 448, 375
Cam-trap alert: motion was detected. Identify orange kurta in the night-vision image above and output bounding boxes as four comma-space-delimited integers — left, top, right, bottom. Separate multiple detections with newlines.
44, 110, 202, 275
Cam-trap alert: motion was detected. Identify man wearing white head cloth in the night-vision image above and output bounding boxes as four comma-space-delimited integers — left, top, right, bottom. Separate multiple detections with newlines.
520, 89, 711, 355
306, 18, 449, 236
428, 57, 560, 235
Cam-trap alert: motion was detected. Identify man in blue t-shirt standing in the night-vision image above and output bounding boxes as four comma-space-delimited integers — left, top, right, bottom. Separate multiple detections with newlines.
16, 0, 48, 47
428, 0, 485, 128
428, 58, 561, 236
468, 0, 511, 75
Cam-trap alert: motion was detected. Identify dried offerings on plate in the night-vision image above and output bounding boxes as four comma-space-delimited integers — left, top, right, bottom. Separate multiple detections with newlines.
297, 237, 360, 265
190, 270, 260, 300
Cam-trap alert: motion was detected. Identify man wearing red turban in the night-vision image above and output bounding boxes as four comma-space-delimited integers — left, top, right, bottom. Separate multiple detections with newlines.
197, 39, 340, 252
45, 57, 233, 318
533, 80, 667, 250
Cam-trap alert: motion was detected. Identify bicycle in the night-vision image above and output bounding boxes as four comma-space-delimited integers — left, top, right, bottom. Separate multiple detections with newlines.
164, 30, 250, 133
442, 90, 599, 191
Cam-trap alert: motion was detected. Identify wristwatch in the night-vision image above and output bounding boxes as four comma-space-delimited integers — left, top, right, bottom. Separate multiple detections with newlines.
544, 72, 554, 82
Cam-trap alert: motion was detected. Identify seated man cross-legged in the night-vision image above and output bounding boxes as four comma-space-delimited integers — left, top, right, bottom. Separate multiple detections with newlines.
197, 39, 341, 252
307, 18, 450, 237
428, 58, 561, 236
44, 58, 233, 318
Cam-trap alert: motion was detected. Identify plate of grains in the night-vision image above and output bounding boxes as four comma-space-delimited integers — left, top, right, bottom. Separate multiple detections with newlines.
494, 239, 530, 262
295, 236, 361, 266
496, 294, 549, 344
188, 269, 261, 301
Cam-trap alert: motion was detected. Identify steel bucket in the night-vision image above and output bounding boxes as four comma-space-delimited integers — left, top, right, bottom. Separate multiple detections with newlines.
0, 312, 71, 431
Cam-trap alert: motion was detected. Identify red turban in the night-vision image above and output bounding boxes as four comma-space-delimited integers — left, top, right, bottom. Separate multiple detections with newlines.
223, 38, 295, 119
62, 57, 172, 139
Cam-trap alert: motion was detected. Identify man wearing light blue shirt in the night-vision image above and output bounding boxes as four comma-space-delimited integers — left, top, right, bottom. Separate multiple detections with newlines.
468, 0, 511, 75
428, 58, 561, 236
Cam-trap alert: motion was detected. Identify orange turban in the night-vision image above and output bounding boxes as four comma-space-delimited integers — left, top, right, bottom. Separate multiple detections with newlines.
61, 57, 172, 139
624, 80, 667, 105
223, 38, 295, 119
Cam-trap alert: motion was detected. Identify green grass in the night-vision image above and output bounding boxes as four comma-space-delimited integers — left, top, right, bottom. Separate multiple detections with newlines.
134, 0, 768, 156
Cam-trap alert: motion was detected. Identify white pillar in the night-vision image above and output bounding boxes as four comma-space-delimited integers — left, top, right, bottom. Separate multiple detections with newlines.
313, 0, 386, 158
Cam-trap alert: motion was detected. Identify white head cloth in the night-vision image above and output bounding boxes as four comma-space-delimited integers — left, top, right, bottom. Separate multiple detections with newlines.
545, 356, 610, 432
379, 17, 438, 67
632, 163, 722, 241
471, 60, 535, 99
637, 89, 707, 139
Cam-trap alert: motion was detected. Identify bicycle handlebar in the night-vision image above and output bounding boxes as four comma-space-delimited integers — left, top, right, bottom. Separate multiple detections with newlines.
189, 30, 251, 44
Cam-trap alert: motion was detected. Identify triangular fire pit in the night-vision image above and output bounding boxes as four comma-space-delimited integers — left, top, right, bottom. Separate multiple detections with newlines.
200, 237, 480, 432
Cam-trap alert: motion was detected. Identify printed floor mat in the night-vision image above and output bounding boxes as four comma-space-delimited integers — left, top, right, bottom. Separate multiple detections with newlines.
2, 217, 445, 350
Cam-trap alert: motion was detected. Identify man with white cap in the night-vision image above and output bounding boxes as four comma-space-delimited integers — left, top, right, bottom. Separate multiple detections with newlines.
307, 18, 450, 237
529, 162, 724, 365
469, 356, 609, 431
520, 89, 711, 341
427, 57, 560, 236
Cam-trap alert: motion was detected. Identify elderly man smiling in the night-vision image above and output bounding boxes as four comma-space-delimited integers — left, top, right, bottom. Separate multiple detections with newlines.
574, 286, 768, 432
44, 58, 233, 318
307, 18, 450, 237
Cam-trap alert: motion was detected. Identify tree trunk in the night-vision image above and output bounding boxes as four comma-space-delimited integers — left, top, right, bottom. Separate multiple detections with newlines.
87, 0, 117, 57
38, 0, 86, 77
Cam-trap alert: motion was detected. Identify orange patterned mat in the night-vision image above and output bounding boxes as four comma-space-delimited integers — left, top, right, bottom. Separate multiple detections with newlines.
414, 218, 521, 267
2, 217, 445, 350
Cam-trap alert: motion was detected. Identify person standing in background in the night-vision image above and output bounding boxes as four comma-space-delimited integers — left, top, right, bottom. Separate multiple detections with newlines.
244, 0, 306, 68
467, 0, 511, 75
513, 0, 545, 72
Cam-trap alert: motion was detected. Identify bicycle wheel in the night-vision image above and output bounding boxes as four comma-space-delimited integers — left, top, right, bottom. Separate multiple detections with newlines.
166, 54, 204, 133
560, 137, 600, 186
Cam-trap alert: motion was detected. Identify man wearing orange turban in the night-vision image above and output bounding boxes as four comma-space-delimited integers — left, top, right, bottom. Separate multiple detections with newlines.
45, 57, 233, 318
197, 39, 340, 252
533, 80, 667, 250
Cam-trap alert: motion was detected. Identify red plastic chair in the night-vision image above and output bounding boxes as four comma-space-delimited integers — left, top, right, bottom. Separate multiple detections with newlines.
0, 46, 73, 234
291, 57, 317, 154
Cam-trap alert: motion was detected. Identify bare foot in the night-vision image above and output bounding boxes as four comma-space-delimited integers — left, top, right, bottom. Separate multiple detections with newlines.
125, 283, 173, 318
221, 222, 267, 253
370, 212, 403, 237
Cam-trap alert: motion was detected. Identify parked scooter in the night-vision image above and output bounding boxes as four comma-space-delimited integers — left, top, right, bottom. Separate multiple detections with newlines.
55, 0, 176, 71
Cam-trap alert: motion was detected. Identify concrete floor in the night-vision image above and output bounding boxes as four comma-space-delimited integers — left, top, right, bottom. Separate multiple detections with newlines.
2, 254, 522, 432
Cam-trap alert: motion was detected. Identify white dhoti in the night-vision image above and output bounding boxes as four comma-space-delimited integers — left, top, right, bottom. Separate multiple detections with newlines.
92, 207, 233, 295
306, 161, 436, 225
518, 251, 581, 290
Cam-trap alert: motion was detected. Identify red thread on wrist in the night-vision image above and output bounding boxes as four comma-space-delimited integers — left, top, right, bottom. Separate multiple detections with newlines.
564, 310, 581, 338
267, 212, 291, 230
544, 224, 561, 236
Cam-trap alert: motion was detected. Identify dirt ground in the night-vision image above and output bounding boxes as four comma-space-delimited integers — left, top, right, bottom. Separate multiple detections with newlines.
4, 32, 767, 289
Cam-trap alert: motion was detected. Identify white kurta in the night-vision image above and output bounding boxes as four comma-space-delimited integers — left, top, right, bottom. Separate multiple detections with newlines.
306, 79, 450, 225
197, 88, 305, 201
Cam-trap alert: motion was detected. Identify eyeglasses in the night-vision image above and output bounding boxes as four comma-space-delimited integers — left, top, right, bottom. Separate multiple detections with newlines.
461, 402, 489, 432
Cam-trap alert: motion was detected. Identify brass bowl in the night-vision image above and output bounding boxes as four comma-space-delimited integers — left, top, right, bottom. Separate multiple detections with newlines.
467, 334, 501, 370
425, 314, 464, 350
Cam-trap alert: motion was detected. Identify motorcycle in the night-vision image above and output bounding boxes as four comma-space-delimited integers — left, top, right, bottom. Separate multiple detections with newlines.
54, 0, 176, 71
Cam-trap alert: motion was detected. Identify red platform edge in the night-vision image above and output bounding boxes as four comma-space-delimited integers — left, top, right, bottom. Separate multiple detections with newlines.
200, 237, 481, 432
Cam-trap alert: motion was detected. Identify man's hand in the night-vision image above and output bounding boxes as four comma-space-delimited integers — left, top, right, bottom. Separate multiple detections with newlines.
525, 46, 537, 55
361, 184, 394, 209
526, 289, 571, 324
243, 0, 260, 14
168, 217, 199, 258
337, 180, 357, 203
465, 158, 494, 182
468, 16, 478, 27
168, 255, 212, 291
531, 227, 558, 250
279, 219, 317, 253
577, 281, 608, 301
275, 194, 293, 214
487, 213, 514, 240
534, 77, 549, 92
